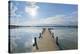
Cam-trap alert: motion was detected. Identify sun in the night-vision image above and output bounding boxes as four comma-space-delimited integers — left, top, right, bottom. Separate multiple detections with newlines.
29, 8, 37, 16
25, 1, 39, 17
25, 7, 37, 17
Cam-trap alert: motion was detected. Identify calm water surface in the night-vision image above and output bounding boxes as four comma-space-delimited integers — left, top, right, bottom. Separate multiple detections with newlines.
10, 27, 78, 53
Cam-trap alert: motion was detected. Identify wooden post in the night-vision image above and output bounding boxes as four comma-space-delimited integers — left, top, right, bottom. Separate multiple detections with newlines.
42, 28, 45, 34
33, 37, 39, 50
48, 28, 51, 34
56, 37, 59, 46
39, 33, 42, 39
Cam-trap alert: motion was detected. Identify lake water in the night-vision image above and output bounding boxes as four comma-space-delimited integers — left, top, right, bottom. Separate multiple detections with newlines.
9, 27, 78, 53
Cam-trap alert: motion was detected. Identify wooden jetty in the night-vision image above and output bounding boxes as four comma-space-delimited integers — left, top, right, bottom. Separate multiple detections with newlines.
32, 28, 59, 52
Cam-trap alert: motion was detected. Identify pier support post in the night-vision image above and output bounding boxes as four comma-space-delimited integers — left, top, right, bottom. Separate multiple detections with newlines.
33, 37, 39, 50
56, 37, 59, 46
48, 28, 51, 34
39, 33, 42, 39
42, 28, 45, 34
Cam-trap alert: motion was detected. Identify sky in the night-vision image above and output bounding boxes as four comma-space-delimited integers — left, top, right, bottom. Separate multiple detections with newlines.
10, 1, 78, 26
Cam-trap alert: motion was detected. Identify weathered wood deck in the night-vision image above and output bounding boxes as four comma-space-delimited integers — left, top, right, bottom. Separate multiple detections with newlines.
32, 28, 59, 52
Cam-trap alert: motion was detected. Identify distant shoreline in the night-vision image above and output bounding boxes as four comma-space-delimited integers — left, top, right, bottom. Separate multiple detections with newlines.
9, 25, 78, 29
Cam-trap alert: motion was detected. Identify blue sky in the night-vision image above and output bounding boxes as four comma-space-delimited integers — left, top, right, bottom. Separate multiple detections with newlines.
10, 1, 78, 26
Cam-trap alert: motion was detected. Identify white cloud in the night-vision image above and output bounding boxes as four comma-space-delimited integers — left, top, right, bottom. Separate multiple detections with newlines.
10, 2, 17, 17
10, 1, 77, 26
10, 8, 77, 26
10, 2, 23, 25
24, 11, 77, 26
41, 15, 65, 25
62, 11, 78, 25
22, 15, 65, 26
